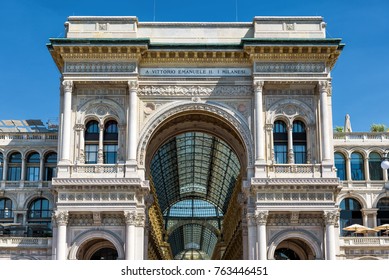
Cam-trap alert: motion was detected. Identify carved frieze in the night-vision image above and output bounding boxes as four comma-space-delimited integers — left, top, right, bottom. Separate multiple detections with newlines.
255, 62, 325, 73
64, 62, 136, 73
138, 85, 253, 96
124, 211, 136, 225
58, 192, 135, 203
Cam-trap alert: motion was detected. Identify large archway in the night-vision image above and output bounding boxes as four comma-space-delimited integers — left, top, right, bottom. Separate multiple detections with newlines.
143, 109, 249, 260
76, 238, 118, 260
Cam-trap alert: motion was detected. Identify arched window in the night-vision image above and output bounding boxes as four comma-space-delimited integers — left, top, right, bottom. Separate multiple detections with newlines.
369, 152, 383, 180
7, 152, 22, 181
103, 120, 118, 164
44, 152, 57, 181
0, 198, 13, 220
350, 152, 365, 180
273, 121, 287, 164
26, 152, 40, 181
27, 198, 52, 237
377, 197, 389, 232
292, 121, 307, 164
340, 198, 363, 236
85, 120, 99, 164
335, 153, 347, 180
0, 152, 3, 181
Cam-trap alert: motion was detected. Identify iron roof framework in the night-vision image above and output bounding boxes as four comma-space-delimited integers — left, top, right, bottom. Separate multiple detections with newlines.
150, 132, 240, 259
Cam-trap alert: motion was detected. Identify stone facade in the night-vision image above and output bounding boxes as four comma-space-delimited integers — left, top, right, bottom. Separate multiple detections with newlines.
0, 16, 387, 260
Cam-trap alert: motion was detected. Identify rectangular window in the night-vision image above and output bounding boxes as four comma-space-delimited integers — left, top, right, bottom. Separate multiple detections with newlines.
104, 144, 118, 164
7, 167, 21, 181
293, 144, 306, 164
85, 145, 98, 164
27, 167, 40, 181
44, 167, 57, 181
0, 167, 2, 180
274, 144, 287, 164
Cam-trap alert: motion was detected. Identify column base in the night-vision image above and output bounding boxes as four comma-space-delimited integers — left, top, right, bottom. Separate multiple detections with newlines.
254, 161, 267, 177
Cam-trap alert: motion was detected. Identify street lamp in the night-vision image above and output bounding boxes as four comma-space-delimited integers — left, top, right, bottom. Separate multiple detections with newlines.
381, 152, 389, 191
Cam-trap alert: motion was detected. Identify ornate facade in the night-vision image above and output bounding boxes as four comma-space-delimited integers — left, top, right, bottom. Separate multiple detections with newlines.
0, 16, 388, 260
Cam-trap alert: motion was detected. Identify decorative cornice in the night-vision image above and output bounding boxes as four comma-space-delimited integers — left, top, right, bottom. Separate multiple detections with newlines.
52, 177, 142, 186
255, 62, 325, 73
251, 177, 340, 186
64, 62, 136, 73
138, 85, 253, 96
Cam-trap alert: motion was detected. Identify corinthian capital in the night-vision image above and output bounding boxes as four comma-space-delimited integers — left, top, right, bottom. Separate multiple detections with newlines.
124, 210, 136, 225
255, 210, 269, 225
128, 80, 138, 91
318, 80, 332, 94
253, 80, 264, 91
323, 210, 338, 225
53, 210, 69, 226
135, 213, 146, 227
62, 80, 73, 92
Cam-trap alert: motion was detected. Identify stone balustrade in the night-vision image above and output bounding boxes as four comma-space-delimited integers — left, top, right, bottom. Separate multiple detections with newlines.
0, 237, 52, 248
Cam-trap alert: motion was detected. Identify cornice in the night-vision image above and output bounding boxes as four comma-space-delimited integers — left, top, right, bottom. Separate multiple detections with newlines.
140, 50, 250, 66
251, 177, 340, 187
52, 177, 143, 186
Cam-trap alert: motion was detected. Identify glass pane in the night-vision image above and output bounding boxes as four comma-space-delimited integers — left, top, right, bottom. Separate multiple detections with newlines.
335, 153, 346, 180
45, 152, 57, 163
27, 167, 40, 181
274, 144, 287, 164
7, 167, 21, 181
85, 145, 98, 164
103, 144, 117, 164
9, 153, 22, 163
351, 153, 365, 180
27, 153, 40, 163
369, 152, 383, 180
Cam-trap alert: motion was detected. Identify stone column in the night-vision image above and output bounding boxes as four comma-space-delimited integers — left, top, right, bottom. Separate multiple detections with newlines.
20, 155, 26, 182
323, 210, 337, 260
247, 213, 257, 260
364, 156, 370, 181
287, 124, 294, 164
51, 214, 58, 260
74, 124, 85, 164
124, 210, 136, 260
54, 210, 69, 260
2, 157, 7, 182
254, 81, 265, 163
255, 210, 268, 260
135, 213, 146, 260
98, 123, 104, 164
61, 80, 73, 163
318, 81, 331, 162
346, 156, 352, 181
127, 81, 138, 163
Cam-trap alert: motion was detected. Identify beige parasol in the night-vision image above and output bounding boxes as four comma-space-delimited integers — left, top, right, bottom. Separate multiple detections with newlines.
343, 224, 369, 235
374, 224, 389, 236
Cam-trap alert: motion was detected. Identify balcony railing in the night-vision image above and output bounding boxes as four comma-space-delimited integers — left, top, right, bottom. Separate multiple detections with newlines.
334, 132, 389, 142
267, 164, 322, 178
0, 133, 58, 143
340, 236, 389, 247
0, 237, 51, 248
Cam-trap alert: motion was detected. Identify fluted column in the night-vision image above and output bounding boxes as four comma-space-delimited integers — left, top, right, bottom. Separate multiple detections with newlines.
74, 124, 85, 164
256, 210, 268, 260
127, 81, 138, 163
319, 81, 331, 162
247, 213, 257, 260
254, 81, 265, 163
54, 210, 69, 260
323, 210, 337, 260
61, 80, 73, 163
98, 123, 104, 164
124, 210, 136, 260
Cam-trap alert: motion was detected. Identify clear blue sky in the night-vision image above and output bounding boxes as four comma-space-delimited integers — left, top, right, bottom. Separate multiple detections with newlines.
1, 0, 388, 132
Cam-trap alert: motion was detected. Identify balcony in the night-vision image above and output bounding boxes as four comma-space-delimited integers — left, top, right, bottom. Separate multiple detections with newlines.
340, 236, 389, 247
267, 164, 322, 178
2, 181, 52, 189
333, 132, 389, 143
0, 132, 58, 145
68, 164, 125, 178
0, 237, 52, 248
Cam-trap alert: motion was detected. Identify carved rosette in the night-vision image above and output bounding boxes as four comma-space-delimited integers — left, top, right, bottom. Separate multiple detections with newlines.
53, 210, 69, 226
255, 211, 269, 225
323, 210, 338, 226
74, 123, 85, 131
62, 80, 73, 92
124, 211, 136, 225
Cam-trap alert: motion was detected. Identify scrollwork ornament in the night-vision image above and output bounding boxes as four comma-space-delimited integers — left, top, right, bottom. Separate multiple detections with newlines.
135, 214, 146, 227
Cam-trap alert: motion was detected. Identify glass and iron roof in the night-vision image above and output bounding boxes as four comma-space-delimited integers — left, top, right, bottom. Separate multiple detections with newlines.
150, 132, 241, 259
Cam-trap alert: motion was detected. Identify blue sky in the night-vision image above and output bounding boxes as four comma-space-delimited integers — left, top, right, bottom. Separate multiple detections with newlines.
0, 0, 388, 132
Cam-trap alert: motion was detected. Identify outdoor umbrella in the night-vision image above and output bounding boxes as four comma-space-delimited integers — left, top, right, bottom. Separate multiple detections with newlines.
374, 224, 389, 236
355, 227, 378, 235
342, 224, 369, 235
